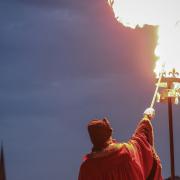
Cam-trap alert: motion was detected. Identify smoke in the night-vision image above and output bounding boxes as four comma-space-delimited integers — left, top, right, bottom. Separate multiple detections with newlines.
108, 0, 180, 28
107, 0, 180, 76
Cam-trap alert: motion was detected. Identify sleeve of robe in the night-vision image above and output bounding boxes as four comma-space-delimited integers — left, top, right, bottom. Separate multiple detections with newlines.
129, 117, 163, 180
78, 117, 163, 180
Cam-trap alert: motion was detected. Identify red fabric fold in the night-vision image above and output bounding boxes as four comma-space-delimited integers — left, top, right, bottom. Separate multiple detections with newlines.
78, 118, 163, 180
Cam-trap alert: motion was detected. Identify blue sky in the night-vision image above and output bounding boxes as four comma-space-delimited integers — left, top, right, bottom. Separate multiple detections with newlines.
0, 0, 179, 179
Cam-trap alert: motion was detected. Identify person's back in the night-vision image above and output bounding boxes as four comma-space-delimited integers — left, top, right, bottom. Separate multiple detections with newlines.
79, 143, 145, 180
78, 108, 163, 180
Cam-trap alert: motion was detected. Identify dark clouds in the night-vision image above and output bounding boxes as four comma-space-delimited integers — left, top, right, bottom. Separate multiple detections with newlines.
0, 0, 155, 84
0, 0, 102, 9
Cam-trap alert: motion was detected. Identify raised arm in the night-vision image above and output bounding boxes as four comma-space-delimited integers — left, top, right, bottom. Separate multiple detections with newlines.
132, 108, 155, 146
127, 108, 163, 179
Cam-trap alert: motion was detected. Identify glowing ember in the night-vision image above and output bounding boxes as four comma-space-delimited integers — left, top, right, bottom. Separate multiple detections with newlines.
107, 0, 180, 77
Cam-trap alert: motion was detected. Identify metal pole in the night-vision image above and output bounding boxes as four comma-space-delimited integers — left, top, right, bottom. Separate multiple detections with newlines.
150, 72, 163, 108
150, 64, 165, 108
167, 81, 175, 180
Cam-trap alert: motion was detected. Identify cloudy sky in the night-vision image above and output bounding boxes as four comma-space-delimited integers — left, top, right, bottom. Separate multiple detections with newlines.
0, 0, 179, 179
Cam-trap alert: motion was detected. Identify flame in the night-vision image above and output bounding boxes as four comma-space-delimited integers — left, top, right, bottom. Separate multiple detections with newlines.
107, 0, 180, 77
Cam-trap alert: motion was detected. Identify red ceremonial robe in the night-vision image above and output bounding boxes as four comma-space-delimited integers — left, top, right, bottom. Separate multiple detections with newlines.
78, 118, 163, 180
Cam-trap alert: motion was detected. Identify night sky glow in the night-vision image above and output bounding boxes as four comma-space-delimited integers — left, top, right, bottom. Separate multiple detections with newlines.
0, 0, 180, 179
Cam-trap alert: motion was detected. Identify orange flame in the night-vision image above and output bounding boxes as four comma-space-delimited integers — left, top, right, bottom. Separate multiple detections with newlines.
107, 0, 180, 77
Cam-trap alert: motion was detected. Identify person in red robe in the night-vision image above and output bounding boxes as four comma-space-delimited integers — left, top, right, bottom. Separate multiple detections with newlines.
78, 108, 163, 180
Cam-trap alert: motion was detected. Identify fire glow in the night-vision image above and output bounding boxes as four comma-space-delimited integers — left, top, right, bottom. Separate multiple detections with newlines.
107, 0, 180, 77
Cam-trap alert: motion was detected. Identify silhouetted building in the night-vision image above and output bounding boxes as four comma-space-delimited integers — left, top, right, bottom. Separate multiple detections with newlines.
0, 145, 6, 180
165, 176, 180, 180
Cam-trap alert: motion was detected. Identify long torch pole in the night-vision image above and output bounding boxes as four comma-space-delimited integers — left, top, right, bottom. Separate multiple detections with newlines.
150, 64, 176, 179
150, 71, 163, 108
167, 81, 175, 180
